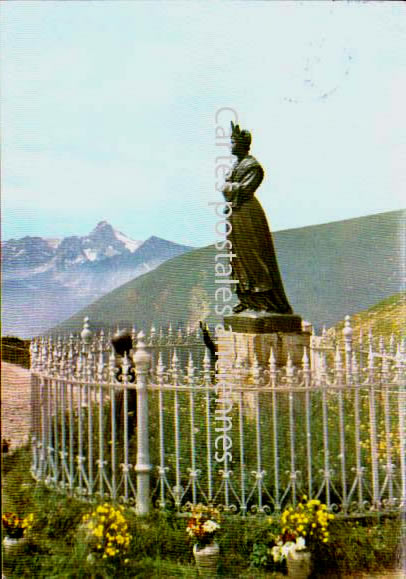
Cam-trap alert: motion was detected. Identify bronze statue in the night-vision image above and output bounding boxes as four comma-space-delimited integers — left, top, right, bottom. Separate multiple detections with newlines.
222, 122, 293, 315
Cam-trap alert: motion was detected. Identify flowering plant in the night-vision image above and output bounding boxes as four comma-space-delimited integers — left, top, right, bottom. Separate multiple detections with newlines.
186, 504, 220, 548
270, 497, 334, 561
271, 536, 306, 563
81, 503, 131, 560
2, 512, 34, 539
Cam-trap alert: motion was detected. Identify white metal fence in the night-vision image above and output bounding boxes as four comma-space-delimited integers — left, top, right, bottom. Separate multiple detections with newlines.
30, 318, 406, 517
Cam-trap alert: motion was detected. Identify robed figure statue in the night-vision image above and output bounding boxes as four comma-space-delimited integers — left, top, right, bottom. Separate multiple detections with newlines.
222, 122, 293, 315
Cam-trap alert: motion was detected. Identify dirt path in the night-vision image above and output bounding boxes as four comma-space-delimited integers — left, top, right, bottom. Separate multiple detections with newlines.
1, 361, 31, 451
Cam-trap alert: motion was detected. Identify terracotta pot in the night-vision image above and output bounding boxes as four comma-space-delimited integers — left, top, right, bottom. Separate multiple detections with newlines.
193, 541, 220, 577
287, 549, 312, 579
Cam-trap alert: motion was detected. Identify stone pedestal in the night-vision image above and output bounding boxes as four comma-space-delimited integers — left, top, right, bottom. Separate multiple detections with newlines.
224, 312, 303, 335
218, 311, 311, 369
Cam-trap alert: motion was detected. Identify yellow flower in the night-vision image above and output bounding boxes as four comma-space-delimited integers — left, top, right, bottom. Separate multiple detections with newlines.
94, 525, 104, 538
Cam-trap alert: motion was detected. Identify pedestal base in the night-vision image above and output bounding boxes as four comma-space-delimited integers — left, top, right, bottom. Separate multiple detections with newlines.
218, 312, 310, 369
224, 311, 302, 334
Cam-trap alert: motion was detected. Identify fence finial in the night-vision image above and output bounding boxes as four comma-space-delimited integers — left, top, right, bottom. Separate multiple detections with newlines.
269, 347, 276, 374
30, 339, 38, 370
342, 315, 353, 384
81, 317, 92, 345
202, 347, 211, 386
335, 345, 344, 385
343, 315, 353, 349
351, 351, 359, 381
368, 343, 375, 378
302, 347, 309, 371
157, 352, 164, 377
149, 325, 156, 345
251, 353, 260, 384
285, 352, 294, 382
109, 346, 116, 382
187, 352, 195, 384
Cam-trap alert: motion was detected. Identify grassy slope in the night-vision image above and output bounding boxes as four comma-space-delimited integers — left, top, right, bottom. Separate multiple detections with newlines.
53, 244, 216, 333
329, 291, 406, 343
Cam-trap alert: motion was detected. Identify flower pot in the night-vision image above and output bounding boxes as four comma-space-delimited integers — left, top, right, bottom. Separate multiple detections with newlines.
3, 535, 26, 554
287, 549, 312, 579
193, 541, 219, 577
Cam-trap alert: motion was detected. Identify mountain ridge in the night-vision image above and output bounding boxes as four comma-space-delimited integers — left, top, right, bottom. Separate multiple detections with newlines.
51, 209, 405, 336
2, 222, 194, 337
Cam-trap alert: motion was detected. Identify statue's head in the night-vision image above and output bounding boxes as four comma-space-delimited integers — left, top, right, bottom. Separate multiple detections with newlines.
231, 121, 251, 156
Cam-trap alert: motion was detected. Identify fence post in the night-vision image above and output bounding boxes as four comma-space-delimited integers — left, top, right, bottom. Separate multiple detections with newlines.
343, 315, 353, 385
30, 339, 40, 437
134, 331, 152, 515
30, 339, 40, 477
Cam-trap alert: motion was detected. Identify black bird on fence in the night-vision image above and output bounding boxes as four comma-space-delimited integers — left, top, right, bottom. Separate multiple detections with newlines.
199, 321, 217, 379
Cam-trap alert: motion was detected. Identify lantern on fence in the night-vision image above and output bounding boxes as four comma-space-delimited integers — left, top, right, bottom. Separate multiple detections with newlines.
111, 330, 136, 383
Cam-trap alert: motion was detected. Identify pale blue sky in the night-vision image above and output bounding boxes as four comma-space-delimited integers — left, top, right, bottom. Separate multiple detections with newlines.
2, 1, 405, 246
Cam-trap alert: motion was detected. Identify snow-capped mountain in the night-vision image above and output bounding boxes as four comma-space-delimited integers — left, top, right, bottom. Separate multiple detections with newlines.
2, 221, 144, 275
2, 222, 193, 337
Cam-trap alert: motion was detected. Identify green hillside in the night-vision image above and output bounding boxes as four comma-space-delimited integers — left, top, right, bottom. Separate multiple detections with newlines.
52, 210, 405, 335
53, 244, 217, 334
330, 292, 406, 344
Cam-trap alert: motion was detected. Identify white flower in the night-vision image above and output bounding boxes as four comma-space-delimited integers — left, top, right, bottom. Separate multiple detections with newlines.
202, 520, 219, 534
272, 540, 299, 562
281, 541, 295, 558
295, 536, 306, 551
271, 545, 283, 562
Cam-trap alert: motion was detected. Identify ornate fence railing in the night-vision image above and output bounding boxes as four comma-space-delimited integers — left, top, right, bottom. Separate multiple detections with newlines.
30, 318, 405, 517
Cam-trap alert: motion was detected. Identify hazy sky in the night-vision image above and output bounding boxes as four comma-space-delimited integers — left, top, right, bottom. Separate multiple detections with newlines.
2, 1, 405, 246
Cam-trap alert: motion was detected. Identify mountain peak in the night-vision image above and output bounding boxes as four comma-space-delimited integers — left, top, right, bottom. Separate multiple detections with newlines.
93, 220, 113, 232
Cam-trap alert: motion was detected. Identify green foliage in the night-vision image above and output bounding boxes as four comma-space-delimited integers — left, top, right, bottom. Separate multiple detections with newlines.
331, 291, 406, 343
250, 542, 269, 568
313, 516, 404, 576
2, 446, 404, 577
